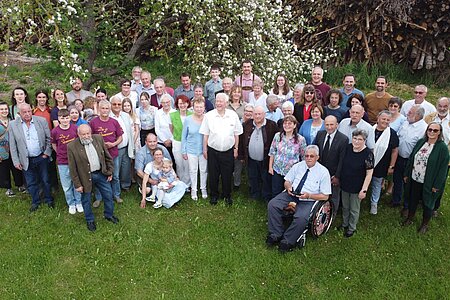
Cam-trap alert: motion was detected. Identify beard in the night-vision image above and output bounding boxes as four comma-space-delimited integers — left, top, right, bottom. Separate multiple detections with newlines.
80, 137, 93, 145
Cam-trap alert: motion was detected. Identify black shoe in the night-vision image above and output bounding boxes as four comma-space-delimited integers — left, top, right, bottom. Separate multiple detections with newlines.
278, 241, 294, 253
29, 204, 39, 213
344, 230, 355, 238
105, 215, 119, 224
225, 197, 233, 206
87, 221, 97, 232
48, 202, 55, 209
266, 235, 280, 247
210, 197, 218, 205
336, 225, 348, 232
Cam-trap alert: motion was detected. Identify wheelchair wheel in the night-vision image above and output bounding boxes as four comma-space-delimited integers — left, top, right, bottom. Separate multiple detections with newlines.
309, 200, 333, 238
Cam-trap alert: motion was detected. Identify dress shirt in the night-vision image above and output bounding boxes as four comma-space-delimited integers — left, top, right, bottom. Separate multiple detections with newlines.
284, 161, 331, 197
397, 119, 427, 158
136, 84, 156, 99
204, 78, 222, 104
155, 108, 176, 143
400, 99, 436, 117
338, 118, 375, 149
85, 142, 101, 172
22, 120, 41, 157
110, 111, 131, 149
432, 113, 450, 145
199, 108, 243, 151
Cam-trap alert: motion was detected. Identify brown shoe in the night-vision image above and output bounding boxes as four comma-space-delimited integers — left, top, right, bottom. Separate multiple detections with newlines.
93, 200, 101, 208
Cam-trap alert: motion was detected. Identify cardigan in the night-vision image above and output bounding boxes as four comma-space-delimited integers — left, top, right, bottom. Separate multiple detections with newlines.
298, 119, 325, 145
404, 138, 449, 210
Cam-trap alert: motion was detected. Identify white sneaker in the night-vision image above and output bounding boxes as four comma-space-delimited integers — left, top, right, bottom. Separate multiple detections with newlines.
76, 203, 84, 213
146, 195, 156, 202
201, 189, 208, 199
191, 192, 198, 201
153, 201, 162, 209
5, 189, 15, 197
370, 203, 378, 215
68, 205, 76, 215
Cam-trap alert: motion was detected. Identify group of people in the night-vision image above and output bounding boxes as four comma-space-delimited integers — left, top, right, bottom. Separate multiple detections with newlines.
1, 62, 448, 250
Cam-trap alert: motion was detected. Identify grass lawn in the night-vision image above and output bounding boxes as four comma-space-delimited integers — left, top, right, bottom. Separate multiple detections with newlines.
0, 180, 449, 299
0, 59, 449, 299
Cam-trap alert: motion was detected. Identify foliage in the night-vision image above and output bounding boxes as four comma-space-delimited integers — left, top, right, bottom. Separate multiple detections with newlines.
1, 0, 336, 86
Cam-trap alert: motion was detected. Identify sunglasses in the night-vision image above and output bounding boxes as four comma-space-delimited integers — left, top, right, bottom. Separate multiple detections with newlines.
389, 104, 399, 108
414, 91, 424, 94
305, 91, 315, 95
427, 128, 440, 133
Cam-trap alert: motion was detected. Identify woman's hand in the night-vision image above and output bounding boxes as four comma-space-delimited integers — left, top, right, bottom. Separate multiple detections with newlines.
140, 199, 146, 208
358, 190, 367, 200
268, 167, 274, 175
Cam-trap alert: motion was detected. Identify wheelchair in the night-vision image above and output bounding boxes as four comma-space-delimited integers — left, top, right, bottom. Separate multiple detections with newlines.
282, 200, 334, 248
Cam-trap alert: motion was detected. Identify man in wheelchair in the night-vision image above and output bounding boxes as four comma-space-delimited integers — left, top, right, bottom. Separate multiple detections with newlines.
266, 145, 332, 253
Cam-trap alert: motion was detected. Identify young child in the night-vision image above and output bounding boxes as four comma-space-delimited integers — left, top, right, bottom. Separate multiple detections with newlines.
51, 109, 83, 214
152, 160, 179, 208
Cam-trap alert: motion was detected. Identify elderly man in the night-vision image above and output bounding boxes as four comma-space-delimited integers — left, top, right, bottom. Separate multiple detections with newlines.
9, 103, 53, 212
90, 100, 124, 205
265, 95, 283, 123
136, 70, 156, 99
338, 104, 375, 149
339, 73, 364, 109
364, 76, 393, 124
110, 96, 134, 192
68, 124, 119, 231
310, 66, 331, 105
130, 66, 142, 91
240, 106, 278, 201
400, 85, 436, 117
215, 77, 233, 98
369, 111, 399, 214
392, 105, 427, 211
200, 93, 243, 205
234, 60, 261, 102
266, 145, 331, 252
314, 115, 348, 216
173, 73, 194, 100
424, 96, 450, 215
135, 133, 171, 183
150, 78, 174, 108
66, 78, 94, 104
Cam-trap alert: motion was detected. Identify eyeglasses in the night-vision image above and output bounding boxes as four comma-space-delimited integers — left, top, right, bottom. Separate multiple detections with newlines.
112, 103, 122, 106
305, 91, 315, 95
389, 104, 399, 108
304, 154, 316, 158
414, 91, 424, 94
244, 110, 253, 113
427, 128, 440, 133
122, 84, 131, 87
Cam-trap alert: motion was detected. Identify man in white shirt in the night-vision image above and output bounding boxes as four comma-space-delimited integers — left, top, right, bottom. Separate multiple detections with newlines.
400, 85, 436, 117
392, 105, 427, 211
267, 145, 331, 252
199, 93, 243, 205
338, 104, 375, 149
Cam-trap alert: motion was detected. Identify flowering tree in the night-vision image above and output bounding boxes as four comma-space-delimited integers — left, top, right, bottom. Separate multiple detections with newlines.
1, 0, 335, 86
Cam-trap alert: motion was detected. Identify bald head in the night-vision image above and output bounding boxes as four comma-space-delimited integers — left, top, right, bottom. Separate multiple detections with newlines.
324, 115, 338, 134
437, 97, 449, 116
350, 104, 364, 123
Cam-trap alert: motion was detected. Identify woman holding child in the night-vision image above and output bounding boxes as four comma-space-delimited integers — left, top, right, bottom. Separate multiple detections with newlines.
140, 148, 186, 209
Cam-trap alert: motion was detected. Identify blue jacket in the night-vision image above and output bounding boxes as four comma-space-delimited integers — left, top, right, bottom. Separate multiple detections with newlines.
298, 119, 325, 145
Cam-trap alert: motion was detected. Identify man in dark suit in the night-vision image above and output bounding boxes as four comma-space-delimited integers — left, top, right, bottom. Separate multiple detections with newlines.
67, 124, 119, 231
9, 103, 53, 212
314, 115, 349, 215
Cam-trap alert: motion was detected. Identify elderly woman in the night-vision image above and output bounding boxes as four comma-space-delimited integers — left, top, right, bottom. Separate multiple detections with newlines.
324, 89, 346, 122
155, 94, 176, 160
242, 104, 254, 123
388, 97, 406, 132
140, 148, 187, 209
289, 83, 304, 105
277, 101, 295, 130
340, 129, 374, 237
269, 74, 293, 105
248, 79, 267, 109
299, 103, 325, 145
369, 110, 399, 215
269, 115, 307, 196
181, 98, 208, 200
169, 95, 192, 189
293, 83, 316, 127
402, 122, 449, 233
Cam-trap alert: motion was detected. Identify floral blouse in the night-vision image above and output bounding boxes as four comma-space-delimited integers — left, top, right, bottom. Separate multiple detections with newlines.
269, 132, 307, 175
412, 142, 434, 183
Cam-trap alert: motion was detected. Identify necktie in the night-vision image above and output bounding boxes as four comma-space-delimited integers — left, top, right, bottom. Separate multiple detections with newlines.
322, 134, 330, 161
294, 169, 310, 194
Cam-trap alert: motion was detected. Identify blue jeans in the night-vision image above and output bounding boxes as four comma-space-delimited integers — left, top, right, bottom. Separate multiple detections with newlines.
58, 164, 81, 206
271, 171, 285, 198
23, 155, 53, 206
247, 158, 272, 201
112, 155, 121, 199
80, 171, 114, 222
117, 146, 131, 190
370, 176, 384, 205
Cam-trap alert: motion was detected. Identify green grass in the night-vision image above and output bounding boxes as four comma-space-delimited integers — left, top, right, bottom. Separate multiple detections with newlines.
0, 181, 449, 299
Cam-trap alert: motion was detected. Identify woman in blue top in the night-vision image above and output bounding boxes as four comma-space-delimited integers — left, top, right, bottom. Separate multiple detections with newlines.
181, 98, 207, 201
298, 103, 325, 145
68, 105, 88, 126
